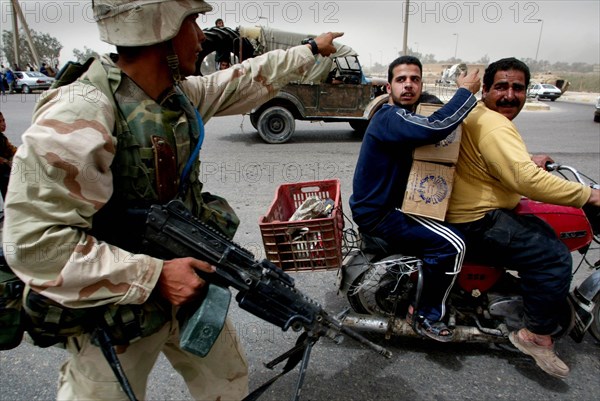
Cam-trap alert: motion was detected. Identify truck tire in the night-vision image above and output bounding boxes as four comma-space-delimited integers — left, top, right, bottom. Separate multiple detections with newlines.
256, 106, 295, 144
349, 120, 369, 133
249, 112, 259, 130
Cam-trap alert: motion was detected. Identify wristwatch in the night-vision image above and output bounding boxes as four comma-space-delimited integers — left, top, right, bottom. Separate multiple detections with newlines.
301, 38, 319, 55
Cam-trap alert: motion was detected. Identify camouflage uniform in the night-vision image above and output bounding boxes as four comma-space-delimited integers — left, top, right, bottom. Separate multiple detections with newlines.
3, 36, 316, 401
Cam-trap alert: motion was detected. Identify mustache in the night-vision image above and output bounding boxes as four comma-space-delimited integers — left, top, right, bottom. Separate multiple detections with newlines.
496, 99, 521, 107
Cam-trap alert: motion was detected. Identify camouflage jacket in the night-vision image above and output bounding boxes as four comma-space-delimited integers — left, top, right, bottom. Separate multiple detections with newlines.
3, 46, 315, 308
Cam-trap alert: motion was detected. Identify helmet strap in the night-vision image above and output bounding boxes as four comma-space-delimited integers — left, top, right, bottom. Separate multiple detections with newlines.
166, 54, 182, 85
166, 40, 183, 85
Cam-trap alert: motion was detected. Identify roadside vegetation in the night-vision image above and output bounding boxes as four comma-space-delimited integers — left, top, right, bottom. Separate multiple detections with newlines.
559, 72, 600, 93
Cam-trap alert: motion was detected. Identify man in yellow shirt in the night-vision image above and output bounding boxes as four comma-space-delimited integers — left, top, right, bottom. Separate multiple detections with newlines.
447, 57, 600, 379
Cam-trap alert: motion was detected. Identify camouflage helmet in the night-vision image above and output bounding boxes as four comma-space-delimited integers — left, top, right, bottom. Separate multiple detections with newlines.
94, 0, 212, 47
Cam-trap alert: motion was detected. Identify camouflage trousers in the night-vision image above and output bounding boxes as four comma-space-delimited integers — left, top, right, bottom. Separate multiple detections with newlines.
56, 314, 248, 400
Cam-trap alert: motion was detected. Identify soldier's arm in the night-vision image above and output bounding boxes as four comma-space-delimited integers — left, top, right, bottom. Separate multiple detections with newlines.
2, 83, 163, 308
183, 33, 343, 122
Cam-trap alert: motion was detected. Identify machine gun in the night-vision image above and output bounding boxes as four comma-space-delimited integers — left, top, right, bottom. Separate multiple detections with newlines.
143, 199, 391, 400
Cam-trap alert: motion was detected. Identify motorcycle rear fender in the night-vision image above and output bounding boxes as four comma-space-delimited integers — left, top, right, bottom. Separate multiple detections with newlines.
574, 269, 600, 302
337, 250, 372, 295
338, 251, 408, 295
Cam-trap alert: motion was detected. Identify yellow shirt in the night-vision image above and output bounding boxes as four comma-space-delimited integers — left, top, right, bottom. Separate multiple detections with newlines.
447, 102, 591, 223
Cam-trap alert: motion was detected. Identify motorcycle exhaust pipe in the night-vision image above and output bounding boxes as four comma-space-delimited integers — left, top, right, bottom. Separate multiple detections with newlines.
341, 313, 509, 344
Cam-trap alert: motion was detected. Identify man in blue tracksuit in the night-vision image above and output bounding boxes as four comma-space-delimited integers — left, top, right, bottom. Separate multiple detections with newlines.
350, 56, 480, 341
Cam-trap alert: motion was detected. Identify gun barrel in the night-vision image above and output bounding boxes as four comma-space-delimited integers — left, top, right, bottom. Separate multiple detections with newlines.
322, 314, 392, 358
339, 324, 393, 358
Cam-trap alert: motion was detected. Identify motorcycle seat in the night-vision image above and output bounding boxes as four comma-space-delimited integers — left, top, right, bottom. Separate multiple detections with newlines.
360, 233, 392, 255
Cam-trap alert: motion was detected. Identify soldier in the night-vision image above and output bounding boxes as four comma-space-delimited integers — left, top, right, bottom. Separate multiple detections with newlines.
2, 0, 341, 399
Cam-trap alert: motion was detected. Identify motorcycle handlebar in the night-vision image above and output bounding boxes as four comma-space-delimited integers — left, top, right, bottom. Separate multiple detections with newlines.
545, 162, 596, 188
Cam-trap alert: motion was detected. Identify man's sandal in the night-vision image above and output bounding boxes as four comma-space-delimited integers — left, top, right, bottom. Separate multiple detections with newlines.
407, 305, 454, 342
416, 317, 454, 342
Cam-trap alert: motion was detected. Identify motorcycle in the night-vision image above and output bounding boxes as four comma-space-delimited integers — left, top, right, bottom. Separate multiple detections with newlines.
335, 163, 600, 344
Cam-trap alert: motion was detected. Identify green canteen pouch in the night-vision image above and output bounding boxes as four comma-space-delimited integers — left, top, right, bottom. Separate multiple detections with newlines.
199, 193, 240, 240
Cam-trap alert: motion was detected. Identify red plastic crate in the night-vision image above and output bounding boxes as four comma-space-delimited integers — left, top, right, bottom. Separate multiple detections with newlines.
259, 179, 344, 271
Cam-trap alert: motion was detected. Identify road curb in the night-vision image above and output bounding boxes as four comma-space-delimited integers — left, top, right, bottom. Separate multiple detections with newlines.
524, 101, 551, 111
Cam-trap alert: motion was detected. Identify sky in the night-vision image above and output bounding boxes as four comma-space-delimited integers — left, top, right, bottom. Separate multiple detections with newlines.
0, 0, 599, 67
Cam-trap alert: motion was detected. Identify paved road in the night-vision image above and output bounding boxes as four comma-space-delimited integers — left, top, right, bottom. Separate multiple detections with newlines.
0, 94, 598, 400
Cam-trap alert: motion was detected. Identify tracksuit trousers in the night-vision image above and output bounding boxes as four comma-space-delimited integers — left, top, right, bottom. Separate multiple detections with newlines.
365, 209, 465, 322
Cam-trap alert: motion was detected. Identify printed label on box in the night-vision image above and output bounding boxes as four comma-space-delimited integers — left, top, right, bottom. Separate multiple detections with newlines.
402, 161, 455, 221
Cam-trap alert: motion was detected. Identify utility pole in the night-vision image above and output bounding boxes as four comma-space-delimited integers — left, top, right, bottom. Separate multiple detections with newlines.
10, 0, 19, 66
534, 19, 544, 62
402, 0, 410, 55
9, 0, 40, 68
453, 33, 459, 60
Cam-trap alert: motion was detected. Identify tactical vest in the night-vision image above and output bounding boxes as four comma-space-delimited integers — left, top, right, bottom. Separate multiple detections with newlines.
16, 57, 239, 347
46, 57, 239, 252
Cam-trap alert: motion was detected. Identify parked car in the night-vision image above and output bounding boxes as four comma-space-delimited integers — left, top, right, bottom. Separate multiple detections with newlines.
527, 83, 562, 101
13, 71, 55, 93
594, 96, 600, 123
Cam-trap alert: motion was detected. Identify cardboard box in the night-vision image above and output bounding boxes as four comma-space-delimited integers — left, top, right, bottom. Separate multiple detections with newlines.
414, 103, 462, 164
416, 103, 443, 116
402, 161, 455, 221
413, 125, 462, 163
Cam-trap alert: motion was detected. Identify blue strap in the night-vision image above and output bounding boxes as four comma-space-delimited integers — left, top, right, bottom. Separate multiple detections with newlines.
178, 108, 205, 197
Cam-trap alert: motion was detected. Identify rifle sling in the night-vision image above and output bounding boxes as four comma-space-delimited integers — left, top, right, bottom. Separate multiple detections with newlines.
94, 327, 139, 401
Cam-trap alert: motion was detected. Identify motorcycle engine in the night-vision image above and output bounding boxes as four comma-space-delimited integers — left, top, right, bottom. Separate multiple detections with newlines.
486, 293, 524, 331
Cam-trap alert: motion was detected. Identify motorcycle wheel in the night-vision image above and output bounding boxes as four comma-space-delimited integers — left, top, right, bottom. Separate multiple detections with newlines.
346, 257, 413, 316
590, 293, 600, 342
347, 271, 370, 314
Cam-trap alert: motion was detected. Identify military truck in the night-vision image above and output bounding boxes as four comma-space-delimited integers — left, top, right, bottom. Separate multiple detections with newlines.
197, 26, 388, 144
532, 72, 570, 93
